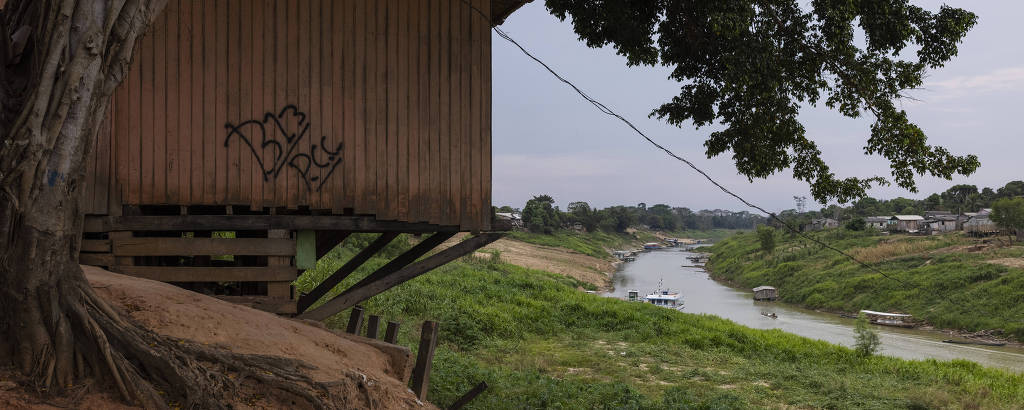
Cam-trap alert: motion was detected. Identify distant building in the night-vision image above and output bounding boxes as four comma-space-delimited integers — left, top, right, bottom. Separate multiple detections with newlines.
964, 216, 998, 236
889, 215, 925, 233
924, 210, 952, 218
865, 216, 890, 230
924, 214, 960, 234
807, 218, 839, 231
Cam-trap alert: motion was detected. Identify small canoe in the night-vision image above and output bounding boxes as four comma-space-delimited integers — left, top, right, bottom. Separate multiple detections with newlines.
760, 312, 778, 319
941, 339, 1006, 347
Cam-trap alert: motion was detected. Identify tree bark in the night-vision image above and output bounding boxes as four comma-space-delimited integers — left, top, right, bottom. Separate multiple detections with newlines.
0, 1, 347, 407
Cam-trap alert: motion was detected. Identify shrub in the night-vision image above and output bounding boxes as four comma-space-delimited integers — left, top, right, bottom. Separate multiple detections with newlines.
854, 313, 881, 357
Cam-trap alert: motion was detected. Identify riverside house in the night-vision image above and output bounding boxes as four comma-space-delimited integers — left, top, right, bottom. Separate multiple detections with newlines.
889, 215, 925, 233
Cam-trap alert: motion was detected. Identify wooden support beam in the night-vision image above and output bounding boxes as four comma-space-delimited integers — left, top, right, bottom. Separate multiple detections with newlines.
316, 230, 352, 259
298, 233, 502, 321
366, 315, 381, 339
344, 232, 456, 295
448, 382, 488, 410
411, 321, 440, 401
346, 306, 365, 334
116, 266, 297, 282
296, 232, 399, 313
384, 321, 400, 344
112, 237, 296, 256
95, 215, 461, 233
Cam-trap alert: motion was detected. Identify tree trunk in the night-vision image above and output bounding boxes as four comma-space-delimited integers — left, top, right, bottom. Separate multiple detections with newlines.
0, 1, 347, 407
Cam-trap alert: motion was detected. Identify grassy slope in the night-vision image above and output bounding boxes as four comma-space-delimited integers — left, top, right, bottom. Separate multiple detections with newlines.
505, 230, 641, 259
708, 230, 1024, 340
295, 235, 1023, 409
506, 229, 745, 260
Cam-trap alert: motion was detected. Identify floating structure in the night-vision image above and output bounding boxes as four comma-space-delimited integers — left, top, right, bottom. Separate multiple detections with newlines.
626, 290, 641, 302
613, 250, 639, 262
644, 290, 683, 309
752, 286, 778, 301
941, 339, 1006, 347
859, 310, 915, 328
686, 254, 709, 264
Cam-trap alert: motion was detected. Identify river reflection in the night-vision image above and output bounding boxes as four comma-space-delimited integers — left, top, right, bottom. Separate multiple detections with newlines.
604, 248, 1024, 373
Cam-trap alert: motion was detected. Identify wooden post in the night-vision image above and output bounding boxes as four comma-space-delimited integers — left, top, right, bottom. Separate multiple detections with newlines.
346, 306, 364, 334
384, 321, 400, 344
366, 314, 381, 339
448, 382, 488, 410
267, 229, 292, 300
108, 231, 134, 271
411, 320, 439, 400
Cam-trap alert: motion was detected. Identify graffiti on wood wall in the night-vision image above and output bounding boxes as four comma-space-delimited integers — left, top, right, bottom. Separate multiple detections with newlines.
224, 105, 343, 192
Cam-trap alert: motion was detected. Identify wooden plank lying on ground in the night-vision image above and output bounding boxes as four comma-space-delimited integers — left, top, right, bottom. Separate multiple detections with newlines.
117, 266, 297, 282
112, 237, 295, 256
448, 382, 488, 410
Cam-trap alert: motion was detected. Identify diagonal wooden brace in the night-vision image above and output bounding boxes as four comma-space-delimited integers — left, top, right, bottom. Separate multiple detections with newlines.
316, 230, 352, 259
297, 232, 399, 313
298, 233, 503, 321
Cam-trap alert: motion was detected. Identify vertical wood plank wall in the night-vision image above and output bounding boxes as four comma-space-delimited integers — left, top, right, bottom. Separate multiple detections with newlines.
83, 0, 492, 231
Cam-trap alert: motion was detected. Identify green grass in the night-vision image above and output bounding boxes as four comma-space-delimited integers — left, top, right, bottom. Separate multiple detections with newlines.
708, 229, 1024, 341
505, 230, 641, 259
505, 229, 745, 259
294, 234, 1024, 409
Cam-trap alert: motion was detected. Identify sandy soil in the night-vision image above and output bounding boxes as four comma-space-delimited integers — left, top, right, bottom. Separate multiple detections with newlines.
986, 257, 1024, 269
0, 267, 431, 409
442, 234, 619, 289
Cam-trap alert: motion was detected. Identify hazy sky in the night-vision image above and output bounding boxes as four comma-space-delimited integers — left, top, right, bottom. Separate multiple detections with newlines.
491, 1, 1023, 212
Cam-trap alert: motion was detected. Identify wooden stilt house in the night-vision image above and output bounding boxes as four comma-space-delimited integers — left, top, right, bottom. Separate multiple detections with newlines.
78, 0, 530, 318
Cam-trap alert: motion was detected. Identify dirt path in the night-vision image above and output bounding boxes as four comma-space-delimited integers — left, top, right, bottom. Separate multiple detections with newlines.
443, 234, 619, 289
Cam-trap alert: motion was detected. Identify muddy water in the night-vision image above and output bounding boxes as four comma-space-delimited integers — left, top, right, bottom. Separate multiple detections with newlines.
604, 248, 1024, 373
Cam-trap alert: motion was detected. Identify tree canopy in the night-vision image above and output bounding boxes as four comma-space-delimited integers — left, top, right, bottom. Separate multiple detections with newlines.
545, 0, 978, 203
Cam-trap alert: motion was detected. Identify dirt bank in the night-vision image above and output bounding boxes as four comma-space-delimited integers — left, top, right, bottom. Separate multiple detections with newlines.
441, 234, 619, 289
0, 267, 431, 409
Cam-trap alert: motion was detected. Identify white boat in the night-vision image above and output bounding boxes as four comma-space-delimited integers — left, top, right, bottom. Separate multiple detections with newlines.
859, 310, 915, 328
644, 290, 683, 309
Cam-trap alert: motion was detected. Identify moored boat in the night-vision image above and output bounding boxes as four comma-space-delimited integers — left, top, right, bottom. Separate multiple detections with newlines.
860, 310, 915, 328
941, 339, 1006, 347
644, 290, 683, 310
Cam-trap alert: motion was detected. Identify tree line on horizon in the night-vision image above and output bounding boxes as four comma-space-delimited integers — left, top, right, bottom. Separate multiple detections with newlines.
497, 195, 766, 234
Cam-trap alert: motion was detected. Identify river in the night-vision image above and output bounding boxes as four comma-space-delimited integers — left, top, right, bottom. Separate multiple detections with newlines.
604, 248, 1024, 373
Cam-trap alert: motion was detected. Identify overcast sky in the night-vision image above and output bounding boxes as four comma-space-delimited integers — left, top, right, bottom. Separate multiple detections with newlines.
490, 1, 1023, 213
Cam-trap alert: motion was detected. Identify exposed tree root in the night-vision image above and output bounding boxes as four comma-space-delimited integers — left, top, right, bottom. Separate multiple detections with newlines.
9, 268, 360, 409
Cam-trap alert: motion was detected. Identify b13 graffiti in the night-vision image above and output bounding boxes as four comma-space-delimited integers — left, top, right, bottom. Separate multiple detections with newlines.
224, 104, 342, 192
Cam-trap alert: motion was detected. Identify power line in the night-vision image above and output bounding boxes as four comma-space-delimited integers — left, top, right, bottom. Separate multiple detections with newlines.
463, 0, 919, 290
